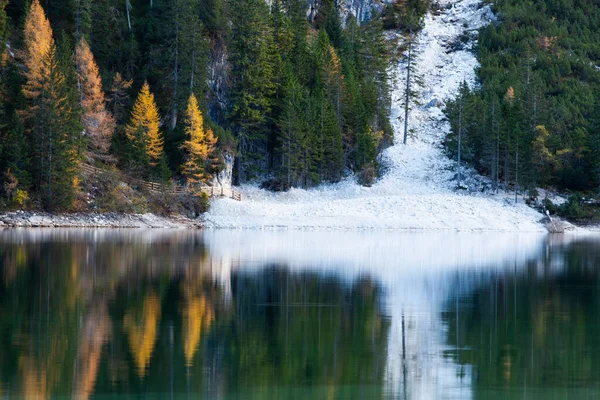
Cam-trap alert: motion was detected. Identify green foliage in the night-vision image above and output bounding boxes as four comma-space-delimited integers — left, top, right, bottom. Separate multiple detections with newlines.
446, 0, 600, 194
0, 0, 422, 209
381, 0, 431, 30
558, 193, 584, 220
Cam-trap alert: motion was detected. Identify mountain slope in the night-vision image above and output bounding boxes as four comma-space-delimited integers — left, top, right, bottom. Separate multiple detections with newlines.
204, 0, 545, 231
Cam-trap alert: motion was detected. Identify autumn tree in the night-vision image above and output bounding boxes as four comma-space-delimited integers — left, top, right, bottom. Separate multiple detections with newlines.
22, 0, 54, 102
181, 93, 217, 184
22, 0, 81, 210
75, 37, 115, 163
125, 82, 164, 176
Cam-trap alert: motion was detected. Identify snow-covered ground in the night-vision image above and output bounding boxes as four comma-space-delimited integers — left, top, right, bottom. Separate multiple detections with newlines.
204, 0, 545, 231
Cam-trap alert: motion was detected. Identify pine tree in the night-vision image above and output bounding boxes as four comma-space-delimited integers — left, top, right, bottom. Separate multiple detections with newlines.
0, 114, 30, 203
314, 31, 343, 124
167, 0, 208, 130
75, 37, 116, 163
228, 0, 277, 181
318, 95, 343, 182
181, 93, 217, 184
109, 72, 133, 124
74, 0, 92, 42
277, 71, 308, 188
126, 82, 164, 175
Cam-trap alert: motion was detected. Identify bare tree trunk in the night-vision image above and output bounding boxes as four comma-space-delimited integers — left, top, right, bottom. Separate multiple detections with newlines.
126, 0, 132, 32
320, 100, 324, 181
170, 9, 180, 130
458, 92, 463, 187
403, 30, 413, 145
491, 100, 498, 192
190, 23, 198, 91
515, 136, 519, 203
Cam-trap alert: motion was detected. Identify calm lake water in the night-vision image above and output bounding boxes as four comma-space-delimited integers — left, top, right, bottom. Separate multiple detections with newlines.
0, 229, 599, 399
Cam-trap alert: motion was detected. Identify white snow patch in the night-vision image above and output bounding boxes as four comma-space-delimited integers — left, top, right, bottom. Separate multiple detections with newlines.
205, 0, 545, 231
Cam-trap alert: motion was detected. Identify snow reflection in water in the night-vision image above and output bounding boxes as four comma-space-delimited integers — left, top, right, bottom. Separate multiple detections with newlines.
1, 229, 599, 399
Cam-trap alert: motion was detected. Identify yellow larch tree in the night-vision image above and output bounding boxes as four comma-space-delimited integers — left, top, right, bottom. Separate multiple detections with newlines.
22, 0, 54, 100
126, 82, 164, 171
75, 37, 116, 163
181, 93, 217, 183
182, 285, 214, 367
123, 292, 161, 378
22, 0, 81, 210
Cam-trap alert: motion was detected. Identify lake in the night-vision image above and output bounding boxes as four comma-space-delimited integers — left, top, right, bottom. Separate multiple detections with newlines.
0, 229, 599, 399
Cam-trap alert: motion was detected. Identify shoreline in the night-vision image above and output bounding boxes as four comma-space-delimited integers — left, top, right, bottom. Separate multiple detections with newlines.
0, 211, 589, 233
0, 211, 201, 229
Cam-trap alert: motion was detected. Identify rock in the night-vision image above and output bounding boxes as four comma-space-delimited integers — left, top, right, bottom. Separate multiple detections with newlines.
426, 98, 444, 108
446, 40, 466, 53
211, 151, 234, 189
0, 211, 199, 229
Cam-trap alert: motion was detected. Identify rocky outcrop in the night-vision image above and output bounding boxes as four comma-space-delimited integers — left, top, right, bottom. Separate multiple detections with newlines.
211, 152, 234, 189
0, 211, 201, 229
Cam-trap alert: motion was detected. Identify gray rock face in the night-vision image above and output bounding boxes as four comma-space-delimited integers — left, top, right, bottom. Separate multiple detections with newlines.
212, 152, 234, 189
426, 98, 444, 108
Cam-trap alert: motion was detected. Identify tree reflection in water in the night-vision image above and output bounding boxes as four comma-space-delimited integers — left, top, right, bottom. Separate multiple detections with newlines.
0, 230, 389, 399
443, 238, 600, 398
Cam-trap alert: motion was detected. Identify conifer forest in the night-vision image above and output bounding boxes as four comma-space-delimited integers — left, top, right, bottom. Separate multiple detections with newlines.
0, 0, 430, 211
0, 0, 599, 215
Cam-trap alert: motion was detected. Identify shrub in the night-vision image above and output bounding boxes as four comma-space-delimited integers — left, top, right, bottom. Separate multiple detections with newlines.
358, 162, 378, 187
541, 198, 557, 215
558, 193, 583, 220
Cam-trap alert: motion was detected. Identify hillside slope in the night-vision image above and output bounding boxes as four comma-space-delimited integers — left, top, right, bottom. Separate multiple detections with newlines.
204, 0, 545, 231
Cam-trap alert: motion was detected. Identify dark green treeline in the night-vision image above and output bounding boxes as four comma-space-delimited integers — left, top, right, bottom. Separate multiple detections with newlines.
446, 0, 600, 197
0, 0, 432, 211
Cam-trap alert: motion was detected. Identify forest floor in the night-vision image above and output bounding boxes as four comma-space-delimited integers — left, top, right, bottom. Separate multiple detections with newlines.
203, 0, 547, 231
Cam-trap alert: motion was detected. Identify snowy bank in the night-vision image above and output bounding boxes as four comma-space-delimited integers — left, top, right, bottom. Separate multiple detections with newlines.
204, 0, 546, 232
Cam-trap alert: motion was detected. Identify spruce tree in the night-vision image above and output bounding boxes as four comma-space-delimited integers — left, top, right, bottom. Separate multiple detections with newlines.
228, 0, 276, 181
167, 0, 208, 131
318, 95, 343, 182
0, 114, 30, 204
277, 71, 308, 188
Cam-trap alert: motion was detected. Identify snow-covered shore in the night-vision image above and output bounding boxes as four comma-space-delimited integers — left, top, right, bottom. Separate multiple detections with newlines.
204, 0, 546, 231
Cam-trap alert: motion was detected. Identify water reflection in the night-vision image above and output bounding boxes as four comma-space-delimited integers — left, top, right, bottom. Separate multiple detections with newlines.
0, 229, 598, 399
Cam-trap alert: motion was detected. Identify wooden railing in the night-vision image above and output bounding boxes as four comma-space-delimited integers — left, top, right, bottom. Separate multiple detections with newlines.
81, 163, 242, 201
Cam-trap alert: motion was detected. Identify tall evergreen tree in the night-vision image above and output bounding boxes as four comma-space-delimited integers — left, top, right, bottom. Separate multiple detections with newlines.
228, 0, 276, 181
167, 0, 208, 131
277, 71, 309, 188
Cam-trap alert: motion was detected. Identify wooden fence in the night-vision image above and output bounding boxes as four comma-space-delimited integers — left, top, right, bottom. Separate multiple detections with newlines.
80, 163, 242, 201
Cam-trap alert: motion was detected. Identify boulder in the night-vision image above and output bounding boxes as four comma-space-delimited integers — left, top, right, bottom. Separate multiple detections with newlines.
426, 98, 444, 108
